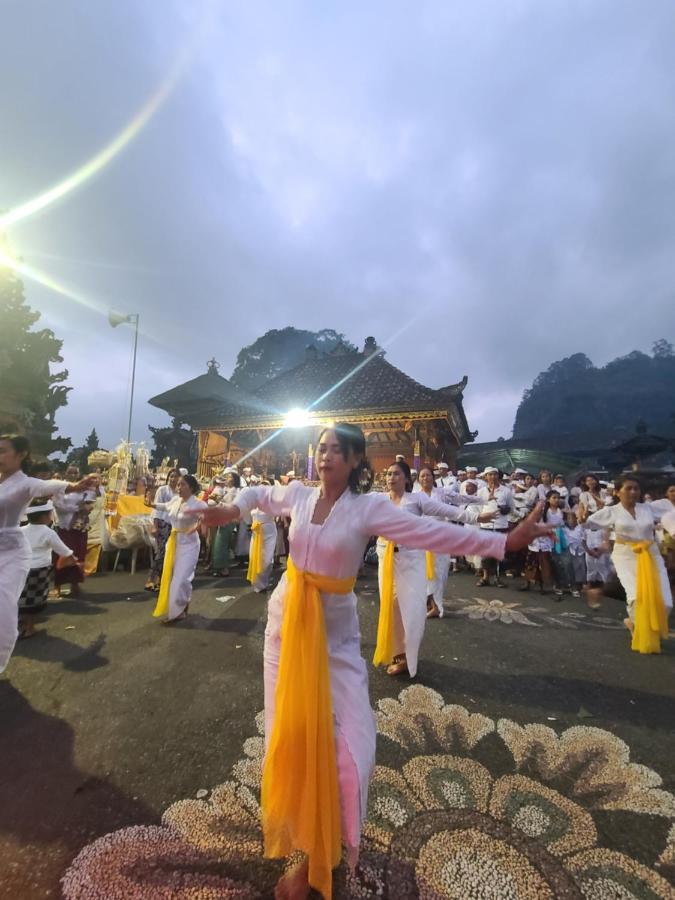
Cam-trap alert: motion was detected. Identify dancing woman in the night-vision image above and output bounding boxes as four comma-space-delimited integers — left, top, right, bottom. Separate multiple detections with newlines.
247, 483, 278, 592
0, 434, 96, 672
196, 424, 549, 900
152, 474, 207, 623
586, 474, 672, 653
375, 460, 467, 677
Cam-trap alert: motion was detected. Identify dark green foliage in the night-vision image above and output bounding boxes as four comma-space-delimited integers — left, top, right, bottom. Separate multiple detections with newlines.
0, 263, 71, 457
66, 428, 100, 472
149, 418, 196, 470
230, 327, 356, 392
513, 346, 675, 441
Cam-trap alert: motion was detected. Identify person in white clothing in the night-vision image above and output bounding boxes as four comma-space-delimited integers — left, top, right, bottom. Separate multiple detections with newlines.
248, 485, 278, 592
476, 467, 514, 587
586, 474, 672, 652
0, 434, 96, 672
436, 462, 457, 490
376, 460, 484, 675
537, 470, 553, 501
410, 468, 422, 492
19, 499, 78, 637
195, 424, 549, 900
151, 475, 207, 623
146, 468, 179, 590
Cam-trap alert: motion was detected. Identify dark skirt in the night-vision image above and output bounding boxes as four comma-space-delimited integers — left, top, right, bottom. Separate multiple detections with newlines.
19, 566, 52, 612
54, 529, 87, 586
149, 520, 172, 581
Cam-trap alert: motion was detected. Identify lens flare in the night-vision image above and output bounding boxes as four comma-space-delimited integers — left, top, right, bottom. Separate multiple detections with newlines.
0, 33, 197, 230
0, 246, 108, 315
235, 312, 428, 467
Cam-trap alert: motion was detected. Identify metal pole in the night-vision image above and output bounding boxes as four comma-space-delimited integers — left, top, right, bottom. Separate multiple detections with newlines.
127, 314, 139, 444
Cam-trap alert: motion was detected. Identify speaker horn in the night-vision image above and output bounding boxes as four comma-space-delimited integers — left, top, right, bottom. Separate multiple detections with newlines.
108, 310, 130, 328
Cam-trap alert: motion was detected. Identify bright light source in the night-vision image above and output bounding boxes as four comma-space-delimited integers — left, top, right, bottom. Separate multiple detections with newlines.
284, 408, 311, 428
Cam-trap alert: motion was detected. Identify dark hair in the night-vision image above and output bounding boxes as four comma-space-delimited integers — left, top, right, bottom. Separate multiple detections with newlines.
614, 474, 641, 494
0, 434, 31, 472
30, 460, 52, 477
583, 473, 600, 491
390, 459, 413, 492
318, 423, 373, 493
543, 489, 560, 521
418, 465, 437, 487
26, 497, 53, 524
166, 467, 180, 481
230, 472, 241, 489
180, 474, 201, 496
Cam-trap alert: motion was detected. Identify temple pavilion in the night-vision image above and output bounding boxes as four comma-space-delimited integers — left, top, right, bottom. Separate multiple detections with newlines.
148, 337, 475, 479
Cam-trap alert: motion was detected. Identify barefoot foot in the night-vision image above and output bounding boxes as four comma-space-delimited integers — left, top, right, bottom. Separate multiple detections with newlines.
275, 858, 311, 900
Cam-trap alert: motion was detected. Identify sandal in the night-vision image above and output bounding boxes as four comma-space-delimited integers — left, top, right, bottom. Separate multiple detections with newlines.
162, 610, 188, 625
476, 578, 489, 587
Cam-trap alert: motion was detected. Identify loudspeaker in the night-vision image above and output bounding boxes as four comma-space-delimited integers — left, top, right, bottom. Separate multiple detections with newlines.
108, 311, 130, 328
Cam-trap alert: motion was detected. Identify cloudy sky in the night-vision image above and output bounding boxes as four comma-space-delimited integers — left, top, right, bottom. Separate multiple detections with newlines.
2, 0, 674, 452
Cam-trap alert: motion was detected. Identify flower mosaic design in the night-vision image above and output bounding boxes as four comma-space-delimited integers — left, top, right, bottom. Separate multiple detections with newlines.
62, 690, 675, 899
446, 597, 628, 631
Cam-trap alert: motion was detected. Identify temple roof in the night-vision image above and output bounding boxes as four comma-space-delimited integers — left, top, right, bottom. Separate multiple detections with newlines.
149, 343, 472, 443
148, 359, 253, 421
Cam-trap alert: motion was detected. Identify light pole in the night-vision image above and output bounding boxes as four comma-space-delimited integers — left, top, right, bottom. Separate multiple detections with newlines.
108, 311, 140, 444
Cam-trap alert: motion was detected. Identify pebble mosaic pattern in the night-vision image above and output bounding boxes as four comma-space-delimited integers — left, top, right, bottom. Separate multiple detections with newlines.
62, 687, 675, 898
445, 597, 631, 631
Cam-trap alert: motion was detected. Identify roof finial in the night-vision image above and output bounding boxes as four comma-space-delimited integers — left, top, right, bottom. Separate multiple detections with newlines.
207, 357, 220, 374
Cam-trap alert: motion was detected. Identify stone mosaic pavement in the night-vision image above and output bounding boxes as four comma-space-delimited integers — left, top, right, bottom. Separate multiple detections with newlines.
1, 563, 674, 898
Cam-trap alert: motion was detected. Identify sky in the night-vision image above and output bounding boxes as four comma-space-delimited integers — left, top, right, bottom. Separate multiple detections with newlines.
1, 0, 674, 453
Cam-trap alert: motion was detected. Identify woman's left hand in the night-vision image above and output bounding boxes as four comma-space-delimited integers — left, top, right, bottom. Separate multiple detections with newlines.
505, 502, 553, 553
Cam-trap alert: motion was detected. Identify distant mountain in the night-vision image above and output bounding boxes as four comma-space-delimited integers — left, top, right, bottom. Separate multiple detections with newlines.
230, 327, 356, 392
513, 342, 675, 446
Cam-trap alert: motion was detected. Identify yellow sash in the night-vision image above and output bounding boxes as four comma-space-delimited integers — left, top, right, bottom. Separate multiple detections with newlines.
152, 528, 190, 618
616, 539, 668, 654
373, 540, 395, 666
426, 551, 435, 581
247, 521, 264, 584
262, 557, 355, 900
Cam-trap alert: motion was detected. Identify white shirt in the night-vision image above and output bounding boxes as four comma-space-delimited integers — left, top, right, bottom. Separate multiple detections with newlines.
587, 502, 657, 543
153, 484, 177, 522
154, 494, 208, 538
21, 523, 74, 568
53, 492, 87, 530
234, 481, 507, 579
0, 471, 68, 530
477, 485, 514, 530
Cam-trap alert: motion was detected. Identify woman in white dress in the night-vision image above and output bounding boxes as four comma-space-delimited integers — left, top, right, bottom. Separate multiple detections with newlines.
577, 473, 613, 588
151, 474, 207, 623
417, 465, 455, 617
586, 474, 672, 653
146, 468, 179, 590
247, 481, 278, 592
375, 460, 467, 677
197, 424, 550, 900
0, 434, 96, 672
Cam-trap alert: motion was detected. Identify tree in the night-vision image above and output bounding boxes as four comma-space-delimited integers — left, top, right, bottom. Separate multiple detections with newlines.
652, 338, 674, 358
513, 345, 675, 443
66, 428, 100, 472
0, 260, 71, 457
230, 327, 356, 392
148, 418, 196, 469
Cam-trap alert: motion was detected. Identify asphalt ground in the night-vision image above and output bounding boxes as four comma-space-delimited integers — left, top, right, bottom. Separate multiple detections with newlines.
1, 557, 674, 898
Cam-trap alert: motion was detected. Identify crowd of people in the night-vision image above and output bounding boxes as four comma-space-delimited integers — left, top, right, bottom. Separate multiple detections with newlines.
2, 426, 674, 899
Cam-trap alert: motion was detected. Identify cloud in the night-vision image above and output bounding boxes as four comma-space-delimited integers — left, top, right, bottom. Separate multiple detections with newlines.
2, 0, 674, 450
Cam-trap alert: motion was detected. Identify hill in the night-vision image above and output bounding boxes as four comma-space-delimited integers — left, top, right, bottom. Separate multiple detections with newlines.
229, 327, 356, 392
513, 341, 675, 445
